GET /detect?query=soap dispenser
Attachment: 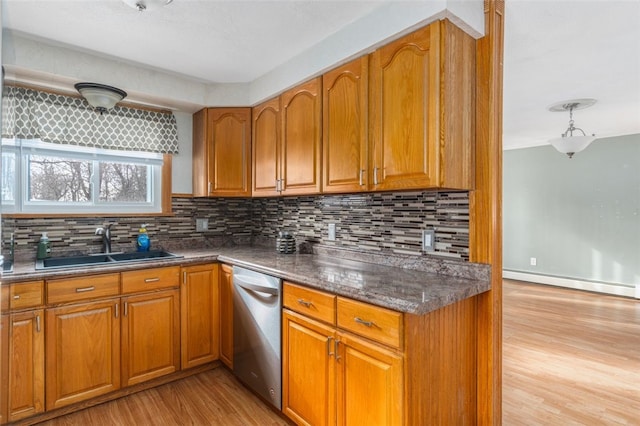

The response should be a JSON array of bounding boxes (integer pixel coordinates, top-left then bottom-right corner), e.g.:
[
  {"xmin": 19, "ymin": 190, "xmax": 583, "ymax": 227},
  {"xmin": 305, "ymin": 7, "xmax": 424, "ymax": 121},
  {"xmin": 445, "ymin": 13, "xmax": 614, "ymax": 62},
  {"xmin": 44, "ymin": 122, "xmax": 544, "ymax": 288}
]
[
  {"xmin": 36, "ymin": 232, "xmax": 51, "ymax": 260},
  {"xmin": 137, "ymin": 224, "xmax": 150, "ymax": 252}
]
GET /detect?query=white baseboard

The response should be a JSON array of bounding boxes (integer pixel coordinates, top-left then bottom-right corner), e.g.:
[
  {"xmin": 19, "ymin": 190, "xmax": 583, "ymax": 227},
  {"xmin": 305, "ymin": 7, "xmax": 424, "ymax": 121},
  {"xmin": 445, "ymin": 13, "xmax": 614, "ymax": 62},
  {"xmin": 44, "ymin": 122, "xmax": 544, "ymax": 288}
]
[{"xmin": 502, "ymin": 270, "xmax": 638, "ymax": 299}]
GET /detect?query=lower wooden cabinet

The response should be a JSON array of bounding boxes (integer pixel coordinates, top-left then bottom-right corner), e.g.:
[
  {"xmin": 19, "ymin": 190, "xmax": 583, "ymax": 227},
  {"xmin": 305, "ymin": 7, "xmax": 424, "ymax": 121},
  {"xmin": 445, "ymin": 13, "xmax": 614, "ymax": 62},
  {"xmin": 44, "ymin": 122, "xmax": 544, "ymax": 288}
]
[
  {"xmin": 181, "ymin": 264, "xmax": 219, "ymax": 369},
  {"xmin": 0, "ymin": 314, "xmax": 9, "ymax": 424},
  {"xmin": 45, "ymin": 299, "xmax": 121, "ymax": 410},
  {"xmin": 122, "ymin": 289, "xmax": 180, "ymax": 386},
  {"xmin": 283, "ymin": 310, "xmax": 335, "ymax": 426},
  {"xmin": 8, "ymin": 310, "xmax": 45, "ymax": 422},
  {"xmin": 219, "ymin": 264, "xmax": 234, "ymax": 368},
  {"xmin": 283, "ymin": 309, "xmax": 403, "ymax": 426}
]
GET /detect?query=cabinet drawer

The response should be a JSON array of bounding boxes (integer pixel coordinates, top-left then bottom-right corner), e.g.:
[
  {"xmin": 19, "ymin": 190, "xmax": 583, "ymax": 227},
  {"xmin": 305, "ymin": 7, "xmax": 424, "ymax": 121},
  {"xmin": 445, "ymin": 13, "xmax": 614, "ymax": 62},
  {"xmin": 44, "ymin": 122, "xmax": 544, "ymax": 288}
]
[
  {"xmin": 122, "ymin": 266, "xmax": 180, "ymax": 294},
  {"xmin": 284, "ymin": 282, "xmax": 336, "ymax": 325},
  {"xmin": 47, "ymin": 274, "xmax": 120, "ymax": 304},
  {"xmin": 337, "ymin": 297, "xmax": 403, "ymax": 349},
  {"xmin": 10, "ymin": 280, "xmax": 44, "ymax": 310}
]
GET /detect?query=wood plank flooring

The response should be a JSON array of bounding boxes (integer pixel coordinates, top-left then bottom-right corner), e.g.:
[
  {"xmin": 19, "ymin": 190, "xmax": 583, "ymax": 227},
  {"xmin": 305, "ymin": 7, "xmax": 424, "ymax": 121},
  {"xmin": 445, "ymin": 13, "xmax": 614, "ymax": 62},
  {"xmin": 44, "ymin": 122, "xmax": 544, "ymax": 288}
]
[
  {"xmin": 30, "ymin": 280, "xmax": 640, "ymax": 425},
  {"xmin": 36, "ymin": 367, "xmax": 291, "ymax": 426},
  {"xmin": 503, "ymin": 279, "xmax": 640, "ymax": 425}
]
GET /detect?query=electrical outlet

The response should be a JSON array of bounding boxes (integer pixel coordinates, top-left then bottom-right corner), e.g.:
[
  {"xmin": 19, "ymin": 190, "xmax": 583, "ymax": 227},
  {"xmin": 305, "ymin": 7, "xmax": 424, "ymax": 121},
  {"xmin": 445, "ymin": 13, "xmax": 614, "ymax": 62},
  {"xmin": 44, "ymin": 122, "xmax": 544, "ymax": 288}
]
[
  {"xmin": 328, "ymin": 223, "xmax": 336, "ymax": 241},
  {"xmin": 196, "ymin": 218, "xmax": 209, "ymax": 232},
  {"xmin": 530, "ymin": 257, "xmax": 537, "ymax": 266},
  {"xmin": 422, "ymin": 229, "xmax": 435, "ymax": 252}
]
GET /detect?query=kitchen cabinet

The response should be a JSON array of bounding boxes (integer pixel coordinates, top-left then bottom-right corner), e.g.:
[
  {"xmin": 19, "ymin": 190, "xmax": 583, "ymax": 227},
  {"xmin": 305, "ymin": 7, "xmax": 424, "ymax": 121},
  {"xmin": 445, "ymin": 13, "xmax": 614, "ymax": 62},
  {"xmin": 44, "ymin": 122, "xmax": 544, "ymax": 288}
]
[
  {"xmin": 8, "ymin": 309, "xmax": 45, "ymax": 422},
  {"xmin": 193, "ymin": 107, "xmax": 252, "ymax": 197},
  {"xmin": 121, "ymin": 288, "xmax": 180, "ymax": 386},
  {"xmin": 45, "ymin": 298, "xmax": 120, "ymax": 410},
  {"xmin": 252, "ymin": 98, "xmax": 281, "ymax": 196},
  {"xmin": 0, "ymin": 313, "xmax": 9, "ymax": 424},
  {"xmin": 282, "ymin": 282, "xmax": 403, "ymax": 426},
  {"xmin": 181, "ymin": 263, "xmax": 219, "ymax": 370},
  {"xmin": 219, "ymin": 264, "xmax": 233, "ymax": 368},
  {"xmin": 369, "ymin": 20, "xmax": 475, "ymax": 191},
  {"xmin": 252, "ymin": 77, "xmax": 322, "ymax": 196},
  {"xmin": 322, "ymin": 56, "xmax": 369, "ymax": 193}
]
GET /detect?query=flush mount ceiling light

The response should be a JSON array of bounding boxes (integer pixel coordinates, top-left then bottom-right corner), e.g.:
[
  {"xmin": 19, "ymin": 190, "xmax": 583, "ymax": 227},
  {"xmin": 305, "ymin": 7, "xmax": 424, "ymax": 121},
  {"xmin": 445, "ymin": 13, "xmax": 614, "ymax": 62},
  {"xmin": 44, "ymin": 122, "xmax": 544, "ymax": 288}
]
[
  {"xmin": 122, "ymin": 0, "xmax": 173, "ymax": 12},
  {"xmin": 548, "ymin": 98, "xmax": 597, "ymax": 159},
  {"xmin": 74, "ymin": 82, "xmax": 127, "ymax": 114}
]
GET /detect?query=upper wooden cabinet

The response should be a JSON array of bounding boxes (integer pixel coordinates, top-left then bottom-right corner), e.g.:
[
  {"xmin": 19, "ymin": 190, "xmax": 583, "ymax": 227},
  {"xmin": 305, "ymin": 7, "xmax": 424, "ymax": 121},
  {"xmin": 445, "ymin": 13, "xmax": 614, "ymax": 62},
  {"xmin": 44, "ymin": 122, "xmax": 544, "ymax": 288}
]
[
  {"xmin": 369, "ymin": 20, "xmax": 475, "ymax": 191},
  {"xmin": 193, "ymin": 108, "xmax": 252, "ymax": 197},
  {"xmin": 322, "ymin": 57, "xmax": 369, "ymax": 193},
  {"xmin": 252, "ymin": 98, "xmax": 281, "ymax": 197},
  {"xmin": 281, "ymin": 77, "xmax": 322, "ymax": 195},
  {"xmin": 253, "ymin": 77, "xmax": 322, "ymax": 196}
]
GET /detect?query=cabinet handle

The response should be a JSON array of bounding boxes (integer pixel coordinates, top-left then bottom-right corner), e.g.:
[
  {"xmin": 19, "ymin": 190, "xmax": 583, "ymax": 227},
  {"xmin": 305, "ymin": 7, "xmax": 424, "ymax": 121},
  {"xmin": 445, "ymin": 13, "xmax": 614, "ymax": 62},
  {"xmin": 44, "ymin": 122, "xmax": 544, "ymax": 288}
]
[
  {"xmin": 276, "ymin": 179, "xmax": 281, "ymax": 192},
  {"xmin": 36, "ymin": 315, "xmax": 41, "ymax": 333},
  {"xmin": 124, "ymin": 302, "xmax": 128, "ymax": 317},
  {"xmin": 359, "ymin": 169, "xmax": 365, "ymax": 186},
  {"xmin": 297, "ymin": 299, "xmax": 313, "ymax": 308},
  {"xmin": 354, "ymin": 317, "xmax": 376, "ymax": 328},
  {"xmin": 373, "ymin": 167, "xmax": 379, "ymax": 185},
  {"xmin": 144, "ymin": 277, "xmax": 160, "ymax": 283},
  {"xmin": 327, "ymin": 336, "xmax": 334, "ymax": 357},
  {"xmin": 208, "ymin": 182, "xmax": 212, "ymax": 193},
  {"xmin": 13, "ymin": 295, "xmax": 20, "ymax": 300},
  {"xmin": 183, "ymin": 271, "xmax": 187, "ymax": 284},
  {"xmin": 334, "ymin": 339, "xmax": 341, "ymax": 361},
  {"xmin": 280, "ymin": 179, "xmax": 285, "ymax": 192},
  {"xmin": 115, "ymin": 303, "xmax": 119, "ymax": 318},
  {"xmin": 75, "ymin": 286, "xmax": 95, "ymax": 293}
]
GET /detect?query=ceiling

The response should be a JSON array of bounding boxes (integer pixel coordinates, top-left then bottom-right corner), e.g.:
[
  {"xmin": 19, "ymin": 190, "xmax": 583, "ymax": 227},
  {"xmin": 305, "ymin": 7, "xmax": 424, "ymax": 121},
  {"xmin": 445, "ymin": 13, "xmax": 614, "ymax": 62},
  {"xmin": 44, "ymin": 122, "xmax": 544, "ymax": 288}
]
[{"xmin": 2, "ymin": 0, "xmax": 639, "ymax": 150}]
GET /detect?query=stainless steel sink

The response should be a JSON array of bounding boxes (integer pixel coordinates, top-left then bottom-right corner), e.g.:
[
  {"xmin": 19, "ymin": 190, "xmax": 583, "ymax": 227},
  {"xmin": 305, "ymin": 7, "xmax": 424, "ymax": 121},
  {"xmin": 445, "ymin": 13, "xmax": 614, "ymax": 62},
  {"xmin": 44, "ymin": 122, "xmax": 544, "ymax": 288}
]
[{"xmin": 35, "ymin": 250, "xmax": 182, "ymax": 270}]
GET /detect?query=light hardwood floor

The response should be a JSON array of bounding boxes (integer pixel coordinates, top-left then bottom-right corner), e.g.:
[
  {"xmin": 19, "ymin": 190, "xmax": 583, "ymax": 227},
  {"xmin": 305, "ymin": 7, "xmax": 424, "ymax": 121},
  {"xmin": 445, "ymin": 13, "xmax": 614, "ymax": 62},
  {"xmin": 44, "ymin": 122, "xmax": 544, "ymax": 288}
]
[
  {"xmin": 503, "ymin": 279, "xmax": 640, "ymax": 425},
  {"xmin": 29, "ymin": 280, "xmax": 640, "ymax": 425}
]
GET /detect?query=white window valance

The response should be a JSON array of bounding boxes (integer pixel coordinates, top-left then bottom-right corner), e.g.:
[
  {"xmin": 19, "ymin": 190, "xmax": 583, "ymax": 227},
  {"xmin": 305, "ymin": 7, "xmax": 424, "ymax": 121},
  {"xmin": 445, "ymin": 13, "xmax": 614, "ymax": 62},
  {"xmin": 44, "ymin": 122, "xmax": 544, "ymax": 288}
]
[{"xmin": 1, "ymin": 85, "xmax": 179, "ymax": 154}]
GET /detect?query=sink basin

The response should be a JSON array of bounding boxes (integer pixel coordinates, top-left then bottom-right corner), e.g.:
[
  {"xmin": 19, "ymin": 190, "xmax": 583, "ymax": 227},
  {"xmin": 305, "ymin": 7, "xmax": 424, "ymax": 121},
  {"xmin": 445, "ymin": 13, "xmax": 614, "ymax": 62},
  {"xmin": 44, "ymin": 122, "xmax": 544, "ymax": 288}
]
[
  {"xmin": 39, "ymin": 254, "xmax": 113, "ymax": 269},
  {"xmin": 108, "ymin": 250, "xmax": 178, "ymax": 262},
  {"xmin": 2, "ymin": 259, "xmax": 14, "ymax": 274},
  {"xmin": 35, "ymin": 250, "xmax": 182, "ymax": 270}
]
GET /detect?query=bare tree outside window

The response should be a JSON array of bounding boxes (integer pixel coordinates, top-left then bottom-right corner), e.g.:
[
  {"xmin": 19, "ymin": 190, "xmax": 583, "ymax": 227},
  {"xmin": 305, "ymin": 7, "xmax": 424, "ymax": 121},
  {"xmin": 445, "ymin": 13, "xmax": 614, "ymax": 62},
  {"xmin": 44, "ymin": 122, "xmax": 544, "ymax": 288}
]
[
  {"xmin": 99, "ymin": 162, "xmax": 148, "ymax": 202},
  {"xmin": 29, "ymin": 155, "xmax": 91, "ymax": 202}
]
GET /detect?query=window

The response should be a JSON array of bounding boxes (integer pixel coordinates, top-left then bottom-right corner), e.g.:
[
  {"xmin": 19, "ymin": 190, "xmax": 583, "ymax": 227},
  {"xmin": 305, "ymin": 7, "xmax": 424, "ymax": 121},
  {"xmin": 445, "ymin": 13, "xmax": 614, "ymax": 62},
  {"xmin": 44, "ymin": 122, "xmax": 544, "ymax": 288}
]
[{"xmin": 2, "ymin": 139, "xmax": 164, "ymax": 214}]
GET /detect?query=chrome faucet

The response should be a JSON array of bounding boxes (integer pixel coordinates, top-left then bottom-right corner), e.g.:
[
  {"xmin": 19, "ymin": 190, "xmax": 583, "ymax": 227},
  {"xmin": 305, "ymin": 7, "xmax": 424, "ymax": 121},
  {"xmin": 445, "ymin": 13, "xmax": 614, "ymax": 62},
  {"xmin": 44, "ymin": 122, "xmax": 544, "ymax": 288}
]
[{"xmin": 95, "ymin": 224, "xmax": 114, "ymax": 253}]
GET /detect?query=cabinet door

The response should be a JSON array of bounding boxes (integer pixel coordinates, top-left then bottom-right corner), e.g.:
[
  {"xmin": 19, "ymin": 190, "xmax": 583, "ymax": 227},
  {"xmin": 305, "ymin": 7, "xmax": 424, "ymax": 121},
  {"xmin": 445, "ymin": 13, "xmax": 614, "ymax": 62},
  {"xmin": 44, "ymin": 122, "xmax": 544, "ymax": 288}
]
[
  {"xmin": 122, "ymin": 289, "xmax": 180, "ymax": 386},
  {"xmin": 46, "ymin": 299, "xmax": 120, "ymax": 410},
  {"xmin": 336, "ymin": 333, "xmax": 403, "ymax": 426},
  {"xmin": 181, "ymin": 264, "xmax": 219, "ymax": 369},
  {"xmin": 281, "ymin": 77, "xmax": 322, "ymax": 195},
  {"xmin": 369, "ymin": 24, "xmax": 438, "ymax": 191},
  {"xmin": 219, "ymin": 264, "xmax": 233, "ymax": 368},
  {"xmin": 282, "ymin": 309, "xmax": 336, "ymax": 426},
  {"xmin": 208, "ymin": 108, "xmax": 252, "ymax": 196},
  {"xmin": 0, "ymin": 314, "xmax": 9, "ymax": 424},
  {"xmin": 252, "ymin": 98, "xmax": 281, "ymax": 197},
  {"xmin": 8, "ymin": 310, "xmax": 44, "ymax": 422},
  {"xmin": 323, "ymin": 56, "xmax": 369, "ymax": 193}
]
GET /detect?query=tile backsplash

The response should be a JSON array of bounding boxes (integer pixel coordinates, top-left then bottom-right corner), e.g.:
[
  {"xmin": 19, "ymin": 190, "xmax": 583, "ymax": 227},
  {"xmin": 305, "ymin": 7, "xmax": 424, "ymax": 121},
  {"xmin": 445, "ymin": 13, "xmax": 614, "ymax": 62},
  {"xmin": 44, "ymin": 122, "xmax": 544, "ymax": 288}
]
[{"xmin": 3, "ymin": 190, "xmax": 469, "ymax": 261}]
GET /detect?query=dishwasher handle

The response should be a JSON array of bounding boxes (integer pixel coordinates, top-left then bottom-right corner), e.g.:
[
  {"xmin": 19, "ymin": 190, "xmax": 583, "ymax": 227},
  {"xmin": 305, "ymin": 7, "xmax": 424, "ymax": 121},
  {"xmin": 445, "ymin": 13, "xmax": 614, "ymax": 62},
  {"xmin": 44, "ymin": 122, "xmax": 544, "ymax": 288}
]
[{"xmin": 235, "ymin": 278, "xmax": 279, "ymax": 297}]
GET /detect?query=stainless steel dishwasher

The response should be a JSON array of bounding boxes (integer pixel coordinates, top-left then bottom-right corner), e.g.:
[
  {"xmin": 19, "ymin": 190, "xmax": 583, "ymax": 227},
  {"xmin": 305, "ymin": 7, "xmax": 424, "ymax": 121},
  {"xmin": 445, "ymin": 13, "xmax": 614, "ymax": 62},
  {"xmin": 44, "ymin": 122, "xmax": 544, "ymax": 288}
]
[{"xmin": 232, "ymin": 266, "xmax": 282, "ymax": 410}]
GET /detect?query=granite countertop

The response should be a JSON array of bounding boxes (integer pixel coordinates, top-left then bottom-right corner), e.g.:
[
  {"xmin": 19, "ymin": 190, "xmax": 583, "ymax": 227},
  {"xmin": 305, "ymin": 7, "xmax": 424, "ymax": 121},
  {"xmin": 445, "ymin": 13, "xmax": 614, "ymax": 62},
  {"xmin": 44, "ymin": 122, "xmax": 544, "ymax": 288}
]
[{"xmin": 2, "ymin": 246, "xmax": 491, "ymax": 315}]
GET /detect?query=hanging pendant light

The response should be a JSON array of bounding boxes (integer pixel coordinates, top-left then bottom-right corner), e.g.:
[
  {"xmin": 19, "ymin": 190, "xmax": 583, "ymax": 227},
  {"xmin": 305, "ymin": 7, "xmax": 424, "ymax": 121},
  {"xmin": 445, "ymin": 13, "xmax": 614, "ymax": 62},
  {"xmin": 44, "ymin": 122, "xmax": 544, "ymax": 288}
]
[
  {"xmin": 548, "ymin": 98, "xmax": 597, "ymax": 159},
  {"xmin": 75, "ymin": 82, "xmax": 127, "ymax": 114},
  {"xmin": 122, "ymin": 0, "xmax": 173, "ymax": 12}
]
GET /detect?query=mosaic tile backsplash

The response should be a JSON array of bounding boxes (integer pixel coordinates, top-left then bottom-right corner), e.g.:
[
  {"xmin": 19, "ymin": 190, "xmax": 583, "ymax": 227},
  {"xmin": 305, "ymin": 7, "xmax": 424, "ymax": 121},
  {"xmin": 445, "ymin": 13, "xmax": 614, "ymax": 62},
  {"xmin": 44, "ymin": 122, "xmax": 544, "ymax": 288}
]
[{"xmin": 3, "ymin": 191, "xmax": 470, "ymax": 262}]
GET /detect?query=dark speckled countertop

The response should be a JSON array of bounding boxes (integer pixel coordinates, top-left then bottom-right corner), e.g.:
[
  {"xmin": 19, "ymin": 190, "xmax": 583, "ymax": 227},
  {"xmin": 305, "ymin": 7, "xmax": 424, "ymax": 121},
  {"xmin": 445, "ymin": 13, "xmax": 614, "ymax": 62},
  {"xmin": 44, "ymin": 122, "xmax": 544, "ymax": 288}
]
[{"xmin": 2, "ymin": 246, "xmax": 491, "ymax": 315}]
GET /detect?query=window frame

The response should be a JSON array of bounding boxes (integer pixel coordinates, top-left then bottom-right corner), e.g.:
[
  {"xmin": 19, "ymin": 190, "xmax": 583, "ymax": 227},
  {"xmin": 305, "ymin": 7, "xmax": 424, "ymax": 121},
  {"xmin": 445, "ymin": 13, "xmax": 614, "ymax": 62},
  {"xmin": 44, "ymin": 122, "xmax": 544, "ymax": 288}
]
[{"xmin": 1, "ymin": 138, "xmax": 172, "ymax": 216}]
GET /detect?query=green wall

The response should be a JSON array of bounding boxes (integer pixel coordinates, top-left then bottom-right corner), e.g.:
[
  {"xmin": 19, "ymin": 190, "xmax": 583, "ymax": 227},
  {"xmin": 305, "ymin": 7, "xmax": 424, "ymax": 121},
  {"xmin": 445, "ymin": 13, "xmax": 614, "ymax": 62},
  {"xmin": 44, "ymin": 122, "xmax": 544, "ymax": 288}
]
[{"xmin": 503, "ymin": 133, "xmax": 640, "ymax": 286}]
